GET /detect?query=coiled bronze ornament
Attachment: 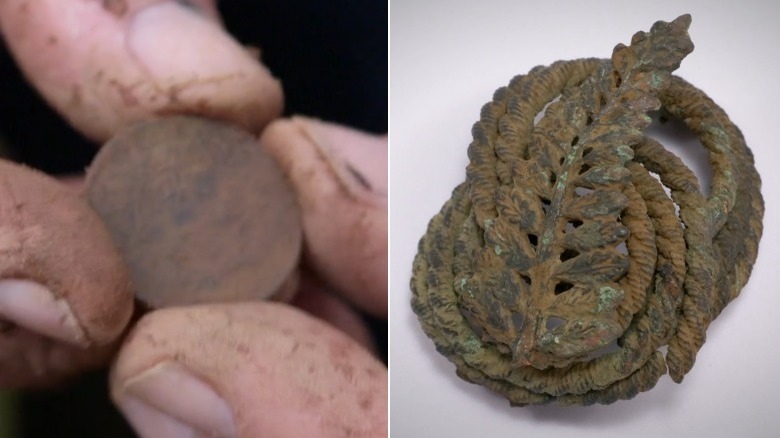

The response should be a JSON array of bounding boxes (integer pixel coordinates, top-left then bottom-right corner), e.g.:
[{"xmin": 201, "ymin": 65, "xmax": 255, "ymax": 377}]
[{"xmin": 411, "ymin": 14, "xmax": 763, "ymax": 406}]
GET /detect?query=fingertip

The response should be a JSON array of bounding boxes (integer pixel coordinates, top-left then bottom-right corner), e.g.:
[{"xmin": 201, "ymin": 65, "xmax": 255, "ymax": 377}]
[
  {"xmin": 0, "ymin": 160, "xmax": 133, "ymax": 387},
  {"xmin": 0, "ymin": 0, "xmax": 282, "ymax": 141},
  {"xmin": 128, "ymin": 1, "xmax": 283, "ymax": 134},
  {"xmin": 261, "ymin": 118, "xmax": 388, "ymax": 317},
  {"xmin": 112, "ymin": 303, "xmax": 387, "ymax": 437},
  {"xmin": 294, "ymin": 116, "xmax": 388, "ymax": 196},
  {"xmin": 0, "ymin": 160, "xmax": 133, "ymax": 344}
]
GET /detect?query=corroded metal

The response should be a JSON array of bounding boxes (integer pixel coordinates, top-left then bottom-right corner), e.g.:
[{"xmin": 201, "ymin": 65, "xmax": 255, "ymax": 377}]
[{"xmin": 410, "ymin": 15, "xmax": 764, "ymax": 406}]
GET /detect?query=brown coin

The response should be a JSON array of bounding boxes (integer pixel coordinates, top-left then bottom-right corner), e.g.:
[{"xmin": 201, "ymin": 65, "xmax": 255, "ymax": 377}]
[{"xmin": 86, "ymin": 116, "xmax": 302, "ymax": 308}]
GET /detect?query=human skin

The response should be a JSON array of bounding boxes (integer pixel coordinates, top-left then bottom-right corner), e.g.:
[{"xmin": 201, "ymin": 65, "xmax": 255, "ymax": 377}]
[{"xmin": 0, "ymin": 1, "xmax": 387, "ymax": 436}]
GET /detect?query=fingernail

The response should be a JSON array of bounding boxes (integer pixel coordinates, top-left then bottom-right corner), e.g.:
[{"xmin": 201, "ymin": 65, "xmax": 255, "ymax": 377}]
[
  {"xmin": 116, "ymin": 362, "xmax": 236, "ymax": 438},
  {"xmin": 129, "ymin": 2, "xmax": 255, "ymax": 86},
  {"xmin": 293, "ymin": 117, "xmax": 388, "ymax": 200},
  {"xmin": 0, "ymin": 279, "xmax": 87, "ymax": 346}
]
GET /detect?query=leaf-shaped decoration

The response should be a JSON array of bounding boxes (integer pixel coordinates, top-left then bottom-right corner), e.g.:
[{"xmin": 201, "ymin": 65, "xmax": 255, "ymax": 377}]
[
  {"xmin": 463, "ymin": 15, "xmax": 692, "ymax": 369},
  {"xmin": 411, "ymin": 14, "xmax": 764, "ymax": 406}
]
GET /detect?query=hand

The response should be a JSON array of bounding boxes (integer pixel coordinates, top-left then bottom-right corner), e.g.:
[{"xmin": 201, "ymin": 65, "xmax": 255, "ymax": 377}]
[{"xmin": 0, "ymin": 1, "xmax": 387, "ymax": 436}]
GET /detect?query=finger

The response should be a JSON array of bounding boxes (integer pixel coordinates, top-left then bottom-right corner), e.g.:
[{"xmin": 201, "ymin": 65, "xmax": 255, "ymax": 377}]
[
  {"xmin": 111, "ymin": 303, "xmax": 387, "ymax": 438},
  {"xmin": 260, "ymin": 118, "xmax": 387, "ymax": 317},
  {"xmin": 0, "ymin": 0, "xmax": 282, "ymax": 142},
  {"xmin": 0, "ymin": 160, "xmax": 133, "ymax": 388},
  {"xmin": 292, "ymin": 271, "xmax": 376, "ymax": 353}
]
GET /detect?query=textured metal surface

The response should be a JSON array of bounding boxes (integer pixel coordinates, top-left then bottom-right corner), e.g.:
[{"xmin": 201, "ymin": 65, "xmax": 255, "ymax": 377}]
[
  {"xmin": 411, "ymin": 15, "xmax": 764, "ymax": 406},
  {"xmin": 86, "ymin": 116, "xmax": 302, "ymax": 308}
]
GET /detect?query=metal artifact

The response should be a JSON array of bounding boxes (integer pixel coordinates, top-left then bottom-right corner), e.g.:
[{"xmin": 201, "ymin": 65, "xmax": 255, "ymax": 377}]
[
  {"xmin": 411, "ymin": 14, "xmax": 764, "ymax": 406},
  {"xmin": 86, "ymin": 116, "xmax": 302, "ymax": 308}
]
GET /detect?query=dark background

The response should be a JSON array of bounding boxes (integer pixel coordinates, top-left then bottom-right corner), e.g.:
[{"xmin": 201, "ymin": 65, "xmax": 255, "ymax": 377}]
[{"xmin": 0, "ymin": 1, "xmax": 387, "ymax": 436}]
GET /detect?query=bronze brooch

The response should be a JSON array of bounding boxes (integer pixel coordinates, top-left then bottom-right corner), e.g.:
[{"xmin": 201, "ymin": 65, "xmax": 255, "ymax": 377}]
[{"xmin": 411, "ymin": 14, "xmax": 764, "ymax": 406}]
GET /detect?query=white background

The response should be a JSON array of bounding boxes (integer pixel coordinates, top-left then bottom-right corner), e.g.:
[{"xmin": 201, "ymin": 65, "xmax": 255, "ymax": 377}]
[{"xmin": 389, "ymin": 1, "xmax": 780, "ymax": 437}]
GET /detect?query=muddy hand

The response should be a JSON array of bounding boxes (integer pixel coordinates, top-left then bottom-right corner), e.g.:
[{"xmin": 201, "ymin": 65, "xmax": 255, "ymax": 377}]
[
  {"xmin": 104, "ymin": 117, "xmax": 388, "ymax": 437},
  {"xmin": 0, "ymin": 1, "xmax": 387, "ymax": 437}
]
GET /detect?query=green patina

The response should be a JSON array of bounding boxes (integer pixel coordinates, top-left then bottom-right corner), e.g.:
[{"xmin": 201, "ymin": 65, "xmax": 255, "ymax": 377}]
[
  {"xmin": 704, "ymin": 125, "xmax": 728, "ymax": 142},
  {"xmin": 650, "ymin": 71, "xmax": 664, "ymax": 89},
  {"xmin": 616, "ymin": 144, "xmax": 634, "ymax": 162},
  {"xmin": 596, "ymin": 286, "xmax": 622, "ymax": 312},
  {"xmin": 464, "ymin": 336, "xmax": 482, "ymax": 354}
]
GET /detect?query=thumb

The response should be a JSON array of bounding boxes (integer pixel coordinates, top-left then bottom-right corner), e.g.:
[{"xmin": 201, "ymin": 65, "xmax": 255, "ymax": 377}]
[
  {"xmin": 0, "ymin": 160, "xmax": 133, "ymax": 388},
  {"xmin": 111, "ymin": 303, "xmax": 387, "ymax": 437},
  {"xmin": 0, "ymin": 0, "xmax": 282, "ymax": 141}
]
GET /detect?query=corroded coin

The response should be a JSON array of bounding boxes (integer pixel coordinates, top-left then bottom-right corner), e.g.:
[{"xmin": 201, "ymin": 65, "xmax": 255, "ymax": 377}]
[{"xmin": 86, "ymin": 116, "xmax": 302, "ymax": 308}]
